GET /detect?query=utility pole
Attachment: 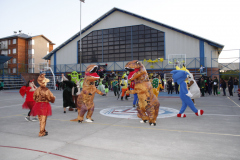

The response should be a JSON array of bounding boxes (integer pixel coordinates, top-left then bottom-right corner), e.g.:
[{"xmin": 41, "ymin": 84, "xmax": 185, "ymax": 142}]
[{"xmin": 79, "ymin": 0, "xmax": 85, "ymax": 74}]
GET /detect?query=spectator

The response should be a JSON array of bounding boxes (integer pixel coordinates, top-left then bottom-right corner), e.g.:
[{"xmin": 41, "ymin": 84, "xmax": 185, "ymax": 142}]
[
  {"xmin": 200, "ymin": 77, "xmax": 205, "ymax": 97},
  {"xmin": 233, "ymin": 77, "xmax": 239, "ymax": 93},
  {"xmin": 220, "ymin": 78, "xmax": 226, "ymax": 96},
  {"xmin": 167, "ymin": 78, "xmax": 173, "ymax": 94},
  {"xmin": 207, "ymin": 77, "xmax": 213, "ymax": 95},
  {"xmin": 0, "ymin": 80, "xmax": 4, "ymax": 91},
  {"xmin": 228, "ymin": 76, "xmax": 233, "ymax": 96},
  {"xmin": 213, "ymin": 76, "xmax": 218, "ymax": 96}
]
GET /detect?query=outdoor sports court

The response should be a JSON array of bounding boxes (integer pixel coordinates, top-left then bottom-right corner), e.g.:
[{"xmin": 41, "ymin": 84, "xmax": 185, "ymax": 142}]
[{"xmin": 0, "ymin": 90, "xmax": 240, "ymax": 160}]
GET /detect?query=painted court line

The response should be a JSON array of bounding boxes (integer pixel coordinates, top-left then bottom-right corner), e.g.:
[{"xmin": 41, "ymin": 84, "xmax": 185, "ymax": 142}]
[
  {"xmin": 227, "ymin": 97, "xmax": 240, "ymax": 108},
  {"xmin": 46, "ymin": 118, "xmax": 240, "ymax": 137},
  {"xmin": 0, "ymin": 145, "xmax": 77, "ymax": 160}
]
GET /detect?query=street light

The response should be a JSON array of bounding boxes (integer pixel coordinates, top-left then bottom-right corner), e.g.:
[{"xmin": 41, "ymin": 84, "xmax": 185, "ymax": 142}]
[{"xmin": 79, "ymin": 0, "xmax": 85, "ymax": 74}]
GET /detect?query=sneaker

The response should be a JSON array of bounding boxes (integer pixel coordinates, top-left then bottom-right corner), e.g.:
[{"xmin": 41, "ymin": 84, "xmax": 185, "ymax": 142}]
[
  {"xmin": 25, "ymin": 116, "xmax": 31, "ymax": 122},
  {"xmin": 140, "ymin": 120, "xmax": 148, "ymax": 123},
  {"xmin": 32, "ymin": 117, "xmax": 38, "ymax": 121},
  {"xmin": 195, "ymin": 110, "xmax": 204, "ymax": 116},
  {"xmin": 177, "ymin": 114, "xmax": 186, "ymax": 118},
  {"xmin": 85, "ymin": 119, "xmax": 93, "ymax": 123}
]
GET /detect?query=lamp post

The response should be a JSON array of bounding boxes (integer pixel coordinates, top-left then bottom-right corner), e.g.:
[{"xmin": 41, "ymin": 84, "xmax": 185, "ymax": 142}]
[{"xmin": 79, "ymin": 0, "xmax": 85, "ymax": 74}]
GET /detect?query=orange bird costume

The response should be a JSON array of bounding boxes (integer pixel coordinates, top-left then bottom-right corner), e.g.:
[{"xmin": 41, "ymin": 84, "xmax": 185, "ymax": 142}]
[
  {"xmin": 125, "ymin": 60, "xmax": 160, "ymax": 126},
  {"xmin": 31, "ymin": 74, "xmax": 55, "ymax": 137},
  {"xmin": 71, "ymin": 65, "xmax": 106, "ymax": 123}
]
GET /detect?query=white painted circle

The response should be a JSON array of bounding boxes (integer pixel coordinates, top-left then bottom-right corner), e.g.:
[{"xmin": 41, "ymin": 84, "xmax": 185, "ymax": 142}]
[{"xmin": 100, "ymin": 106, "xmax": 179, "ymax": 119}]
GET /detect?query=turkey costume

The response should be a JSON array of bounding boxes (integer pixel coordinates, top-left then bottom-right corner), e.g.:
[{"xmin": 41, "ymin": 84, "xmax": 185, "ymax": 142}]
[{"xmin": 31, "ymin": 74, "xmax": 55, "ymax": 137}]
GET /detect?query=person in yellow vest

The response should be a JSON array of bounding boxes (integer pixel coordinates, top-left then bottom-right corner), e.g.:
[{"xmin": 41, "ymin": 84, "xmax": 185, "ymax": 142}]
[{"xmin": 120, "ymin": 76, "xmax": 129, "ymax": 100}]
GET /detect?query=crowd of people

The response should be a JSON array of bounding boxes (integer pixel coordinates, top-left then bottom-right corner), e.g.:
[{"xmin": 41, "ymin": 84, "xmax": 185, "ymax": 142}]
[{"xmin": 17, "ymin": 68, "xmax": 239, "ymax": 136}]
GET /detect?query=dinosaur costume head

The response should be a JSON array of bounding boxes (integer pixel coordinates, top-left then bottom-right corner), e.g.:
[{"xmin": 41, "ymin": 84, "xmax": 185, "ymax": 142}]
[
  {"xmin": 125, "ymin": 60, "xmax": 147, "ymax": 81},
  {"xmin": 84, "ymin": 65, "xmax": 100, "ymax": 82},
  {"xmin": 37, "ymin": 73, "xmax": 50, "ymax": 87}
]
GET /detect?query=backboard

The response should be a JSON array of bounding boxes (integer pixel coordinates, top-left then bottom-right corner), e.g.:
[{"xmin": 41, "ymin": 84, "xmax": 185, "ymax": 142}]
[{"xmin": 168, "ymin": 54, "xmax": 186, "ymax": 68}]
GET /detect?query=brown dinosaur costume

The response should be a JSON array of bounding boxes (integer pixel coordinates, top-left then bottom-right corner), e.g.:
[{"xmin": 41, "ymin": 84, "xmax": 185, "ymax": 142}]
[
  {"xmin": 125, "ymin": 60, "xmax": 160, "ymax": 126},
  {"xmin": 71, "ymin": 65, "xmax": 105, "ymax": 123}
]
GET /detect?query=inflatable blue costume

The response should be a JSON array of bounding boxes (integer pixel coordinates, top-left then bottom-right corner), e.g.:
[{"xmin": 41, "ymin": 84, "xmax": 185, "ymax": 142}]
[{"xmin": 170, "ymin": 70, "xmax": 204, "ymax": 118}]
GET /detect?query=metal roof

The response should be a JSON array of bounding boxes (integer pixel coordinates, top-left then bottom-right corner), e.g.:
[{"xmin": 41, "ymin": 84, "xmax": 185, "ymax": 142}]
[
  {"xmin": 0, "ymin": 34, "xmax": 55, "ymax": 45},
  {"xmin": 43, "ymin": 7, "xmax": 224, "ymax": 60}
]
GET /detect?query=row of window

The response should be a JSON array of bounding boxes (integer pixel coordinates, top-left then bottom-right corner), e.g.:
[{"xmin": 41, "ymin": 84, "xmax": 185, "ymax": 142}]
[
  {"xmin": 79, "ymin": 25, "xmax": 165, "ymax": 63},
  {"xmin": 8, "ymin": 39, "xmax": 16, "ymax": 45},
  {"xmin": 9, "ymin": 68, "xmax": 16, "ymax": 74},
  {"xmin": 8, "ymin": 48, "xmax": 16, "ymax": 54}
]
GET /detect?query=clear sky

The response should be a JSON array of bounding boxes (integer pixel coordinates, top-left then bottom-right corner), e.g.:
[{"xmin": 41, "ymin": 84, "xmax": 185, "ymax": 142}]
[{"xmin": 1, "ymin": 0, "xmax": 240, "ymax": 61}]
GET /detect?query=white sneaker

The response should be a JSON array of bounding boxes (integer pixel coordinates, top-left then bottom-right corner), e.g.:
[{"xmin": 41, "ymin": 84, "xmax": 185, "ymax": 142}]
[
  {"xmin": 140, "ymin": 120, "xmax": 148, "ymax": 123},
  {"xmin": 85, "ymin": 119, "xmax": 93, "ymax": 123},
  {"xmin": 25, "ymin": 116, "xmax": 31, "ymax": 122},
  {"xmin": 32, "ymin": 117, "xmax": 38, "ymax": 121}
]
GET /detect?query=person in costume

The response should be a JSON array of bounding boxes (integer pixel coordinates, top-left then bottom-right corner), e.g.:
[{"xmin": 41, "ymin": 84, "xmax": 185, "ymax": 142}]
[
  {"xmin": 120, "ymin": 76, "xmax": 129, "ymax": 100},
  {"xmin": 170, "ymin": 70, "xmax": 204, "ymax": 118},
  {"xmin": 97, "ymin": 78, "xmax": 104, "ymax": 92},
  {"xmin": 31, "ymin": 74, "xmax": 55, "ymax": 137},
  {"xmin": 176, "ymin": 66, "xmax": 200, "ymax": 104},
  {"xmin": 125, "ymin": 60, "xmax": 160, "ymax": 126},
  {"xmin": 62, "ymin": 74, "xmax": 76, "ymax": 113},
  {"xmin": 105, "ymin": 82, "xmax": 109, "ymax": 96},
  {"xmin": 130, "ymin": 80, "xmax": 138, "ymax": 107},
  {"xmin": 71, "ymin": 65, "xmax": 106, "ymax": 123},
  {"xmin": 19, "ymin": 80, "xmax": 38, "ymax": 121},
  {"xmin": 152, "ymin": 76, "xmax": 163, "ymax": 98}
]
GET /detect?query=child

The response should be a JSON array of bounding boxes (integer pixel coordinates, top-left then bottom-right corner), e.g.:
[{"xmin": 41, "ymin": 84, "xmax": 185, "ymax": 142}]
[
  {"xmin": 19, "ymin": 80, "xmax": 38, "ymax": 121},
  {"xmin": 105, "ymin": 82, "xmax": 109, "ymax": 96},
  {"xmin": 31, "ymin": 74, "xmax": 55, "ymax": 137}
]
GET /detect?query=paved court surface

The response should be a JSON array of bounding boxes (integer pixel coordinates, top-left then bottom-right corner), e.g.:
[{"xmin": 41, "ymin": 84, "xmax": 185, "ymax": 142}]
[{"xmin": 0, "ymin": 89, "xmax": 240, "ymax": 160}]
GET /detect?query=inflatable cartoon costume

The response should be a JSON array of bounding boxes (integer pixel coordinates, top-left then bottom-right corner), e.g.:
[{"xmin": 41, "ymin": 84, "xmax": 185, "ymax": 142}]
[
  {"xmin": 125, "ymin": 60, "xmax": 160, "ymax": 126},
  {"xmin": 170, "ymin": 70, "xmax": 204, "ymax": 118},
  {"xmin": 71, "ymin": 65, "xmax": 106, "ymax": 123}
]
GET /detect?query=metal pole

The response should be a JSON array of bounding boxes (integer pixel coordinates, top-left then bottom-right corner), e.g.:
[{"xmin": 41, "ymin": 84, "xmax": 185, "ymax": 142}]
[
  {"xmin": 79, "ymin": 0, "xmax": 82, "ymax": 73},
  {"xmin": 211, "ymin": 50, "xmax": 212, "ymax": 78}
]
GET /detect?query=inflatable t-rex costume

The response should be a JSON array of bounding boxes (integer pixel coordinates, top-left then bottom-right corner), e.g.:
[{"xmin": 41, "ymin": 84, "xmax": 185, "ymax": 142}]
[
  {"xmin": 71, "ymin": 65, "xmax": 105, "ymax": 123},
  {"xmin": 125, "ymin": 60, "xmax": 160, "ymax": 126}
]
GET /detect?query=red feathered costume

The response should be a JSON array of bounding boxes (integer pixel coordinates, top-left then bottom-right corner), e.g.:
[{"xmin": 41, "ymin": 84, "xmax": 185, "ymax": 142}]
[{"xmin": 19, "ymin": 86, "xmax": 36, "ymax": 110}]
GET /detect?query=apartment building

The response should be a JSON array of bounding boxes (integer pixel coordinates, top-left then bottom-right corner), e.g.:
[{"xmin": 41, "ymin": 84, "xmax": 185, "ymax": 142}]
[{"xmin": 0, "ymin": 31, "xmax": 55, "ymax": 74}]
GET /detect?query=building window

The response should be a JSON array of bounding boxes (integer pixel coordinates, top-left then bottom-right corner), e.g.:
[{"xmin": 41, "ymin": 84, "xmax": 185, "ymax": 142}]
[
  {"xmin": 28, "ymin": 49, "xmax": 34, "ymax": 54},
  {"xmin": 8, "ymin": 49, "xmax": 11, "ymax": 54},
  {"xmin": 78, "ymin": 24, "xmax": 165, "ymax": 63},
  {"xmin": 13, "ymin": 48, "xmax": 16, "ymax": 54},
  {"xmin": 8, "ymin": 68, "xmax": 11, "ymax": 73},
  {"xmin": 13, "ymin": 58, "xmax": 17, "ymax": 63},
  {"xmin": 28, "ymin": 68, "xmax": 34, "ymax": 73},
  {"xmin": 13, "ymin": 68, "xmax": 16, "ymax": 73},
  {"xmin": 8, "ymin": 59, "xmax": 11, "ymax": 64},
  {"xmin": 47, "ymin": 43, "xmax": 49, "ymax": 48},
  {"xmin": 13, "ymin": 39, "xmax": 16, "ymax": 44},
  {"xmin": 28, "ymin": 58, "xmax": 34, "ymax": 64},
  {"xmin": 28, "ymin": 40, "xmax": 34, "ymax": 45},
  {"xmin": 8, "ymin": 40, "xmax": 11, "ymax": 45}
]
